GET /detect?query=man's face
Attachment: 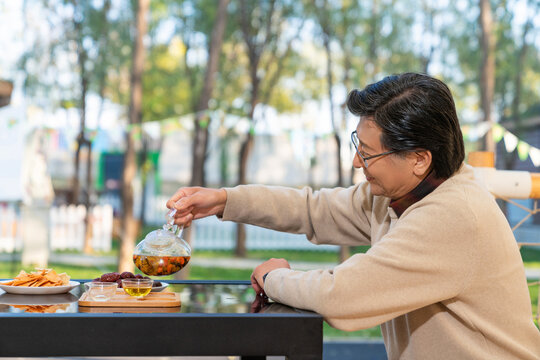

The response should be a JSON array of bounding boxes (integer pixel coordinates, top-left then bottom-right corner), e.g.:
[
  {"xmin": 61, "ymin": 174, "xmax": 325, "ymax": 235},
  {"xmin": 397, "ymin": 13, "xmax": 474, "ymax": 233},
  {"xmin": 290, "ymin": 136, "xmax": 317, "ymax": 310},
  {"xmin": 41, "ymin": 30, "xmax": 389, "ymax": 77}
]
[{"xmin": 353, "ymin": 117, "xmax": 423, "ymax": 200}]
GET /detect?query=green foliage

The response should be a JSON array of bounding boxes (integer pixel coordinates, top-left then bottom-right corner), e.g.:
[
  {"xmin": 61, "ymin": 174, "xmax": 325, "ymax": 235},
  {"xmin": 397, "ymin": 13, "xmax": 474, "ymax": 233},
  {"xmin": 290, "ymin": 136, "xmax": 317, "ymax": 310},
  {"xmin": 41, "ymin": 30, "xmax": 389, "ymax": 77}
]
[
  {"xmin": 493, "ymin": 0, "xmax": 540, "ymax": 121},
  {"xmin": 18, "ymin": 0, "xmax": 133, "ymax": 109},
  {"xmin": 142, "ymin": 43, "xmax": 193, "ymax": 120},
  {"xmin": 221, "ymin": 0, "xmax": 311, "ymax": 117},
  {"xmin": 16, "ymin": 0, "xmax": 540, "ymax": 128}
]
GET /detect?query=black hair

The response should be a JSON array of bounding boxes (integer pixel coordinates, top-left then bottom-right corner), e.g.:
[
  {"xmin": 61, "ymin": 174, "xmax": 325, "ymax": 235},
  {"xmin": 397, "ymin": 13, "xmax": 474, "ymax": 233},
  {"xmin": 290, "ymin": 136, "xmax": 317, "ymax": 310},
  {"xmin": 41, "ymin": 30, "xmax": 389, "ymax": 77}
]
[{"xmin": 346, "ymin": 72, "xmax": 465, "ymax": 178}]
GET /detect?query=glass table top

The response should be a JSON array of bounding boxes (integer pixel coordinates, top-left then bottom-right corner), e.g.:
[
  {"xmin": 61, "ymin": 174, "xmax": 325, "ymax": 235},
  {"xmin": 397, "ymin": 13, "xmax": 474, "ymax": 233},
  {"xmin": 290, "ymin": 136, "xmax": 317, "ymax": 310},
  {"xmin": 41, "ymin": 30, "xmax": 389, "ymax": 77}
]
[{"xmin": 0, "ymin": 280, "xmax": 305, "ymax": 315}]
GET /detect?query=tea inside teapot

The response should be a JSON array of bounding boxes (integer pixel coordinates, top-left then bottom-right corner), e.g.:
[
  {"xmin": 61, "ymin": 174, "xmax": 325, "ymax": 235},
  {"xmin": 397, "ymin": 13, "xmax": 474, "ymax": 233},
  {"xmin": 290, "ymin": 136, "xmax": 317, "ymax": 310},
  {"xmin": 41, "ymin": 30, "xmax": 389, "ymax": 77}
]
[{"xmin": 133, "ymin": 209, "xmax": 191, "ymax": 276}]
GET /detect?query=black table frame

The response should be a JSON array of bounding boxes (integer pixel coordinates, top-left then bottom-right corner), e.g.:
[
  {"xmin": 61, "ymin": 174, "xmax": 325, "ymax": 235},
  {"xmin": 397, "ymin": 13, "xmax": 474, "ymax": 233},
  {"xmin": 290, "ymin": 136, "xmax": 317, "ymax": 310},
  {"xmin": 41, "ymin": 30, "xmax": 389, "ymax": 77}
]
[{"xmin": 0, "ymin": 280, "xmax": 323, "ymax": 360}]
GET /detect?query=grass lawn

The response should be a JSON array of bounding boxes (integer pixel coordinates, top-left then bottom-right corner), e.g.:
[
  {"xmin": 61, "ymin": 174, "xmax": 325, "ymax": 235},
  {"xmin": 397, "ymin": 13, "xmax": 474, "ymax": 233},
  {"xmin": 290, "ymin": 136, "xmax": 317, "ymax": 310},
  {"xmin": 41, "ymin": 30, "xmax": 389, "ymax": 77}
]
[
  {"xmin": 140, "ymin": 228, "xmax": 540, "ymax": 266},
  {"xmin": 520, "ymin": 247, "xmax": 540, "ymax": 268},
  {"xmin": 529, "ymin": 283, "xmax": 539, "ymax": 327}
]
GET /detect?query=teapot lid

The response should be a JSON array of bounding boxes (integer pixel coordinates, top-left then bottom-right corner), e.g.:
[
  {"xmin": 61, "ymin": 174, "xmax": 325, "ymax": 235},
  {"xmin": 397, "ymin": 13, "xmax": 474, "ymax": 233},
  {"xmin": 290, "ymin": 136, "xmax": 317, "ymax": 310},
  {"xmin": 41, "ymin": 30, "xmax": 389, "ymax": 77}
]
[
  {"xmin": 136, "ymin": 228, "xmax": 170, "ymax": 252},
  {"xmin": 134, "ymin": 209, "xmax": 190, "ymax": 256}
]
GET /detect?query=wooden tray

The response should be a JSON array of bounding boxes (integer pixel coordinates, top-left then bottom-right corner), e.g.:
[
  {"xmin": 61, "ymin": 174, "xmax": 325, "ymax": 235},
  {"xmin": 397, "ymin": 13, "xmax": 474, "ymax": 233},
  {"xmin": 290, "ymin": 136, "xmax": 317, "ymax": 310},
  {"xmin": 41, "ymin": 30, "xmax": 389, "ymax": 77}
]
[
  {"xmin": 79, "ymin": 306, "xmax": 180, "ymax": 313},
  {"xmin": 78, "ymin": 290, "xmax": 181, "ymax": 308}
]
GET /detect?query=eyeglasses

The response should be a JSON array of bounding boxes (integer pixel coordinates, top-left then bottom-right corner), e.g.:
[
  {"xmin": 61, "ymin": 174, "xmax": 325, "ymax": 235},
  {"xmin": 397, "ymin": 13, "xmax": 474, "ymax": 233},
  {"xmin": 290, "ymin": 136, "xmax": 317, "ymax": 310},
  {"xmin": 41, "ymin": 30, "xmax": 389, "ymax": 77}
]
[{"xmin": 351, "ymin": 130, "xmax": 397, "ymax": 168}]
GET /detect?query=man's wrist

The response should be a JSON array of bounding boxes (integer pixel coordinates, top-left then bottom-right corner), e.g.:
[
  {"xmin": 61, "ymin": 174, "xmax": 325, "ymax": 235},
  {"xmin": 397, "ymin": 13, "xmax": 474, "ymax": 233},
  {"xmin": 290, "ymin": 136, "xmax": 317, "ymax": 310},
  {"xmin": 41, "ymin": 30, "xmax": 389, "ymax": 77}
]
[{"xmin": 216, "ymin": 188, "xmax": 228, "ymax": 217}]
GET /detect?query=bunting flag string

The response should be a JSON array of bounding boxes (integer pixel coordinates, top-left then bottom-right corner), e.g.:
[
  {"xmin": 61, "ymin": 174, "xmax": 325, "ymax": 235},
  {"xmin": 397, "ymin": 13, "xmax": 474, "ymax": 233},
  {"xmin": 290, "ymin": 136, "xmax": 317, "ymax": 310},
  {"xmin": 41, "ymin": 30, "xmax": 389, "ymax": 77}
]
[
  {"xmin": 503, "ymin": 131, "xmax": 518, "ymax": 153},
  {"xmin": 462, "ymin": 122, "xmax": 540, "ymax": 167},
  {"xmin": 111, "ymin": 117, "xmax": 540, "ymax": 168}
]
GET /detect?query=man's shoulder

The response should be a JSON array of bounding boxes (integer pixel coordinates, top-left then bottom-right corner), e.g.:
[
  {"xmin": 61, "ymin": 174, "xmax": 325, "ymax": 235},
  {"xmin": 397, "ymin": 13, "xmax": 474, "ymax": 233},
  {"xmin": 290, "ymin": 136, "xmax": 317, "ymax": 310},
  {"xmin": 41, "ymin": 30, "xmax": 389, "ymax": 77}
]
[
  {"xmin": 407, "ymin": 164, "xmax": 504, "ymax": 228},
  {"xmin": 435, "ymin": 164, "xmax": 492, "ymax": 201}
]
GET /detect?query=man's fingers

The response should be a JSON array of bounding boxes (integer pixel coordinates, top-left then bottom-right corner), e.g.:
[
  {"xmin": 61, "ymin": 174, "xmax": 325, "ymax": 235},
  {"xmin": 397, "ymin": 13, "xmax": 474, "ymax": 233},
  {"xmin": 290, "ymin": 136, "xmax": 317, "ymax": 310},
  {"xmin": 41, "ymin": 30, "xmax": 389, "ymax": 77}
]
[
  {"xmin": 167, "ymin": 189, "xmax": 191, "ymax": 209},
  {"xmin": 167, "ymin": 187, "xmax": 202, "ymax": 209},
  {"xmin": 173, "ymin": 196, "xmax": 194, "ymax": 212},
  {"xmin": 175, "ymin": 205, "xmax": 194, "ymax": 218},
  {"xmin": 167, "ymin": 188, "xmax": 187, "ymax": 206},
  {"xmin": 174, "ymin": 213, "xmax": 193, "ymax": 227},
  {"xmin": 251, "ymin": 273, "xmax": 263, "ymax": 294},
  {"xmin": 166, "ymin": 199, "xmax": 176, "ymax": 209}
]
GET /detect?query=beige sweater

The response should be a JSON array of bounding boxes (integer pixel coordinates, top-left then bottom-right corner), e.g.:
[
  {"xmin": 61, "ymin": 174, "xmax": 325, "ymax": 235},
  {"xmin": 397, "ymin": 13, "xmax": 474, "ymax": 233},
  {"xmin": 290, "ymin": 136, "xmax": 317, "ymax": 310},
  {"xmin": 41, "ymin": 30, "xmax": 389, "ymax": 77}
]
[{"xmin": 223, "ymin": 164, "xmax": 540, "ymax": 359}]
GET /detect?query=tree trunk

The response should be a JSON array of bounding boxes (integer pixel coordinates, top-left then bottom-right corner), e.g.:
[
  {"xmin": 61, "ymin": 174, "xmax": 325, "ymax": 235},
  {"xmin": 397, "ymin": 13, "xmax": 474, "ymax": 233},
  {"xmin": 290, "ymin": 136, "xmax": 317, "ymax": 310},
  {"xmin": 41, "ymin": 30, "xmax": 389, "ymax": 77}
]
[
  {"xmin": 234, "ymin": 0, "xmax": 275, "ymax": 258},
  {"xmin": 479, "ymin": 0, "xmax": 495, "ymax": 152},
  {"xmin": 235, "ymin": 31, "xmax": 260, "ymax": 258},
  {"xmin": 235, "ymin": 68, "xmax": 258, "ymax": 258},
  {"xmin": 72, "ymin": 139, "xmax": 81, "ymax": 204},
  {"xmin": 219, "ymin": 127, "xmax": 230, "ymax": 187},
  {"xmin": 177, "ymin": 0, "xmax": 229, "ymax": 280},
  {"xmin": 138, "ymin": 136, "xmax": 148, "ymax": 225},
  {"xmin": 119, "ymin": 0, "xmax": 149, "ymax": 273},
  {"xmin": 73, "ymin": 11, "xmax": 94, "ymax": 253},
  {"xmin": 235, "ymin": 131, "xmax": 253, "ymax": 257},
  {"xmin": 83, "ymin": 140, "xmax": 93, "ymax": 254},
  {"xmin": 71, "ymin": 11, "xmax": 89, "ymax": 206},
  {"xmin": 0, "ymin": 80, "xmax": 13, "ymax": 108},
  {"xmin": 190, "ymin": 0, "xmax": 229, "ymax": 188}
]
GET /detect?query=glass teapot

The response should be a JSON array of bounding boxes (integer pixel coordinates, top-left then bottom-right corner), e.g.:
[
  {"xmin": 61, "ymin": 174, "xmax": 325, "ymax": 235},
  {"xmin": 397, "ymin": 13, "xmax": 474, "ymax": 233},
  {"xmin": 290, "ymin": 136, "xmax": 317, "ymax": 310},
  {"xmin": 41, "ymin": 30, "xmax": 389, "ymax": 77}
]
[{"xmin": 133, "ymin": 209, "xmax": 191, "ymax": 276}]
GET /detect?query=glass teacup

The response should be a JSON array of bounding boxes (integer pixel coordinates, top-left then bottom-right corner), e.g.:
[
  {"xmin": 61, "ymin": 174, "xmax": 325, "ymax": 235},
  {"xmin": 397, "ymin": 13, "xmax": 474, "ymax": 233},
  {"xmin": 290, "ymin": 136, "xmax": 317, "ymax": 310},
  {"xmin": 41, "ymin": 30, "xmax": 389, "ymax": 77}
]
[
  {"xmin": 85, "ymin": 282, "xmax": 118, "ymax": 302},
  {"xmin": 121, "ymin": 278, "xmax": 153, "ymax": 299}
]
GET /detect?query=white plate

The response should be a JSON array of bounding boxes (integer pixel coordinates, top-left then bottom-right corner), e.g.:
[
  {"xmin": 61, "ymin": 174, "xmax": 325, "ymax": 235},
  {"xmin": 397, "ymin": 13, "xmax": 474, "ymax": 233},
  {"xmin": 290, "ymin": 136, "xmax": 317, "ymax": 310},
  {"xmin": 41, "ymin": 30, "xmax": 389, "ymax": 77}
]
[
  {"xmin": 151, "ymin": 282, "xmax": 168, "ymax": 292},
  {"xmin": 0, "ymin": 280, "xmax": 80, "ymax": 295}
]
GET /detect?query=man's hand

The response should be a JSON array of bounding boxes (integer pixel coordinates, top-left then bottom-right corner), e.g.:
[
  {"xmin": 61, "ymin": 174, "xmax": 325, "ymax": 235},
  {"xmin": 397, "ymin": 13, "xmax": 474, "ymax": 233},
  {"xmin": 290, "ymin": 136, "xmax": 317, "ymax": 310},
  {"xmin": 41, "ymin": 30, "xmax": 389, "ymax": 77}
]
[
  {"xmin": 250, "ymin": 293, "xmax": 269, "ymax": 313},
  {"xmin": 166, "ymin": 187, "xmax": 227, "ymax": 227},
  {"xmin": 251, "ymin": 258, "xmax": 291, "ymax": 296}
]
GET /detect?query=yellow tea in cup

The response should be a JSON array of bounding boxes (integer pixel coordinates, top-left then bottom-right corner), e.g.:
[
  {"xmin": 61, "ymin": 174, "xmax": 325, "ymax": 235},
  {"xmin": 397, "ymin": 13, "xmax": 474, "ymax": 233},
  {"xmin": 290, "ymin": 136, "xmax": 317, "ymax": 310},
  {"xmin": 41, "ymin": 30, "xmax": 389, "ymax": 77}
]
[{"xmin": 121, "ymin": 278, "xmax": 153, "ymax": 298}]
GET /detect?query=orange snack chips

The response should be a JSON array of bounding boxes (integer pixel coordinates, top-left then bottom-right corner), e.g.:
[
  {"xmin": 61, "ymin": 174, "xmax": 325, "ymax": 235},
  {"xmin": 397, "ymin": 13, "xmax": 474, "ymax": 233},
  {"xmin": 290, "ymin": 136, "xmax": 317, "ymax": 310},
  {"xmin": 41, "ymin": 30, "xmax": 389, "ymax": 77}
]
[
  {"xmin": 11, "ymin": 304, "xmax": 69, "ymax": 313},
  {"xmin": 3, "ymin": 268, "xmax": 70, "ymax": 287}
]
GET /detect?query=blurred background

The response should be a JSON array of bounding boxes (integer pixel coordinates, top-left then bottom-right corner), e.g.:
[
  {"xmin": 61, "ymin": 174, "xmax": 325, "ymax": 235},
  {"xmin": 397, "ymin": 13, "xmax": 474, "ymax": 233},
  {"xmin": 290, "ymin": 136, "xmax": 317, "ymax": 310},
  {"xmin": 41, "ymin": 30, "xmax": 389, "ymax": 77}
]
[{"xmin": 0, "ymin": 0, "xmax": 538, "ymax": 340}]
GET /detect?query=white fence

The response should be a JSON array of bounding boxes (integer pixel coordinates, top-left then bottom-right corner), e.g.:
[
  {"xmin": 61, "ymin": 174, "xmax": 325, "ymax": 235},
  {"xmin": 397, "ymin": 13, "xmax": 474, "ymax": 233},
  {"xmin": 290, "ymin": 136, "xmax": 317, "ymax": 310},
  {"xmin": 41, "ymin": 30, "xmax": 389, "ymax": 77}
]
[
  {"xmin": 0, "ymin": 203, "xmax": 113, "ymax": 253},
  {"xmin": 0, "ymin": 199, "xmax": 338, "ymax": 253},
  {"xmin": 103, "ymin": 194, "xmax": 339, "ymax": 251},
  {"xmin": 3, "ymin": 194, "xmax": 539, "ymax": 253},
  {"xmin": 191, "ymin": 216, "xmax": 339, "ymax": 252},
  {"xmin": 0, "ymin": 203, "xmax": 21, "ymax": 252},
  {"xmin": 49, "ymin": 204, "xmax": 113, "ymax": 252},
  {"xmin": 138, "ymin": 194, "xmax": 170, "ymax": 225}
]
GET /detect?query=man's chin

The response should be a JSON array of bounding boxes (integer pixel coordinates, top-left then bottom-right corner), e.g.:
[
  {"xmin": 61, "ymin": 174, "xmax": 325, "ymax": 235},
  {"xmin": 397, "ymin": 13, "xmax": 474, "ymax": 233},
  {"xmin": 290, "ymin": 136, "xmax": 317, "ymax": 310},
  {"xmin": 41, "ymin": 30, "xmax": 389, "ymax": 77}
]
[{"xmin": 368, "ymin": 183, "xmax": 385, "ymax": 197}]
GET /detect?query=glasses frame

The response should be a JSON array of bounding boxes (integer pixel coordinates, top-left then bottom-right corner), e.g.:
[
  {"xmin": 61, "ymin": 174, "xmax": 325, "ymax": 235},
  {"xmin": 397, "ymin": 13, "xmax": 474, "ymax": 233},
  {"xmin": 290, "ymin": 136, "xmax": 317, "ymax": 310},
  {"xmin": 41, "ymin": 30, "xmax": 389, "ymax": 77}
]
[{"xmin": 351, "ymin": 130, "xmax": 397, "ymax": 168}]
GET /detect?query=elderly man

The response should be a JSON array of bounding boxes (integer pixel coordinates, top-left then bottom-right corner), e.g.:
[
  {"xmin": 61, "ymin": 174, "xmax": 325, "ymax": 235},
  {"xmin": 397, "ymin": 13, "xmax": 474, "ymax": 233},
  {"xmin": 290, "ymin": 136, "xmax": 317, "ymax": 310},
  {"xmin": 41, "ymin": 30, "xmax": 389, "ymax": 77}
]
[{"xmin": 167, "ymin": 73, "xmax": 540, "ymax": 359}]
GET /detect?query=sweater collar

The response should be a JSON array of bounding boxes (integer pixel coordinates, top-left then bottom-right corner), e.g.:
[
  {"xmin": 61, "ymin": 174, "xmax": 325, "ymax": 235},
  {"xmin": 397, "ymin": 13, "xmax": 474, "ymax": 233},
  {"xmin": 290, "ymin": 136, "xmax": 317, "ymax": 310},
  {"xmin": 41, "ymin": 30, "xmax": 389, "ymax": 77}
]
[{"xmin": 389, "ymin": 170, "xmax": 446, "ymax": 217}]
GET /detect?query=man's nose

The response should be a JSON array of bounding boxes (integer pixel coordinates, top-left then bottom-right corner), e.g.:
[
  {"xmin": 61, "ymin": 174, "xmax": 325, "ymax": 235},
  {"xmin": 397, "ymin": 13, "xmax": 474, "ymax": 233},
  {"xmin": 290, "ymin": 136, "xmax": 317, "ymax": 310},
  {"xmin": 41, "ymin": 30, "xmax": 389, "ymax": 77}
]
[{"xmin": 353, "ymin": 153, "xmax": 365, "ymax": 169}]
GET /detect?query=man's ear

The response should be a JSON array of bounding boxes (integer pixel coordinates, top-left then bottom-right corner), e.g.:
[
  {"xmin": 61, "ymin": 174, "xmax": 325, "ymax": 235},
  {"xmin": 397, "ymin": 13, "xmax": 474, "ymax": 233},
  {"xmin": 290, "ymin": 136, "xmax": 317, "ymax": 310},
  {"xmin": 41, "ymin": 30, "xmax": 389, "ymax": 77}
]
[{"xmin": 412, "ymin": 150, "xmax": 432, "ymax": 177}]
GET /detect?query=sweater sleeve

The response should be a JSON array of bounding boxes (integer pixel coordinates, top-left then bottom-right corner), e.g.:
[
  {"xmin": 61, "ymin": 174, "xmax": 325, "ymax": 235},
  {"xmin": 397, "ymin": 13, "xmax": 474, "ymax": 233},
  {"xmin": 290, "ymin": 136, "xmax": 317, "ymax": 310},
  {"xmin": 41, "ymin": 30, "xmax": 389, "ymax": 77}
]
[
  {"xmin": 221, "ymin": 183, "xmax": 374, "ymax": 246},
  {"xmin": 263, "ymin": 194, "xmax": 479, "ymax": 331}
]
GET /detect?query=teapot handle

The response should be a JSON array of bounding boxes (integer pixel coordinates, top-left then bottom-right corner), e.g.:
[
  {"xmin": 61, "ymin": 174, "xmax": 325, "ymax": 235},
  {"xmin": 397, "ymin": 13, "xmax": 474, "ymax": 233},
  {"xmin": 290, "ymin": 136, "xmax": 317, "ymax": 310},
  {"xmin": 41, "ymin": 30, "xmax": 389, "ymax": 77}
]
[
  {"xmin": 172, "ymin": 224, "xmax": 184, "ymax": 238},
  {"xmin": 164, "ymin": 209, "xmax": 184, "ymax": 238}
]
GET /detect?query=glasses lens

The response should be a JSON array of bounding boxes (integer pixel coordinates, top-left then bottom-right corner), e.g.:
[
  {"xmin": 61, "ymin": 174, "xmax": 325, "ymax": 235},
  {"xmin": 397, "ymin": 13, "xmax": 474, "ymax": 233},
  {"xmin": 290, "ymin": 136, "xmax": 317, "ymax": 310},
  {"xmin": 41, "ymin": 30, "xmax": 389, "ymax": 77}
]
[{"xmin": 351, "ymin": 132, "xmax": 368, "ymax": 168}]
